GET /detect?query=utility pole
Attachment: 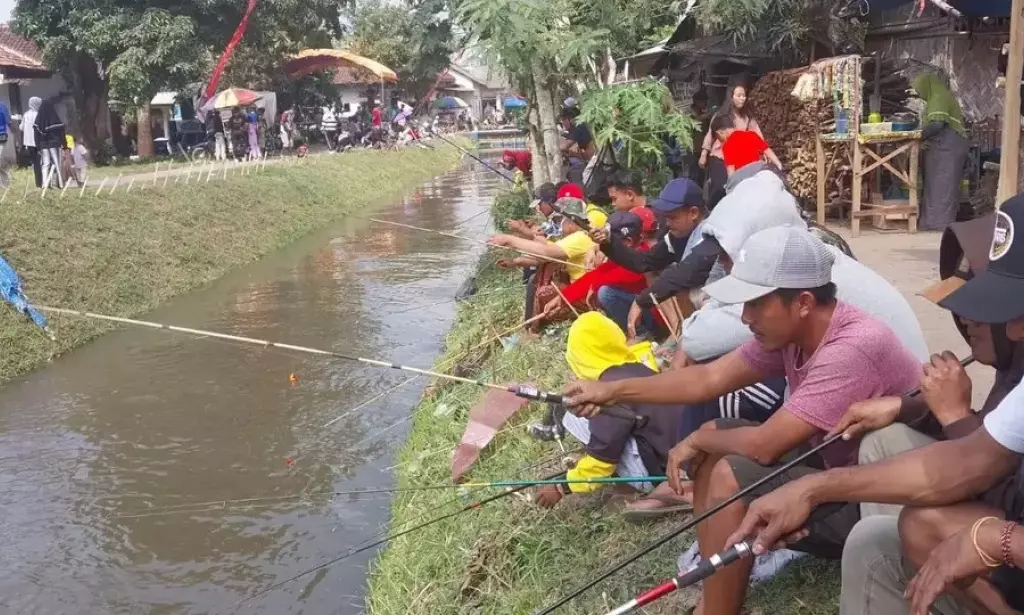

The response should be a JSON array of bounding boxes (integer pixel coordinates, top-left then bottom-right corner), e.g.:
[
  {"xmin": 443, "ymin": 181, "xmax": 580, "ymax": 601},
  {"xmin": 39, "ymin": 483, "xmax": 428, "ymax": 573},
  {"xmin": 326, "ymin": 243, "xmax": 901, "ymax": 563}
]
[{"xmin": 997, "ymin": 0, "xmax": 1024, "ymax": 206}]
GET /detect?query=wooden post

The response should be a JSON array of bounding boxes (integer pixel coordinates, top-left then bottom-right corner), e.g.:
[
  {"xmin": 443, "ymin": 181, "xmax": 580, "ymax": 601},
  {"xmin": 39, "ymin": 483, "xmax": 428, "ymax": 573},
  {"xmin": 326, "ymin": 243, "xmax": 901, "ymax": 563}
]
[
  {"xmin": 851, "ymin": 141, "xmax": 863, "ymax": 237},
  {"xmin": 816, "ymin": 135, "xmax": 826, "ymax": 225},
  {"xmin": 998, "ymin": 0, "xmax": 1024, "ymax": 206},
  {"xmin": 908, "ymin": 141, "xmax": 920, "ymax": 233}
]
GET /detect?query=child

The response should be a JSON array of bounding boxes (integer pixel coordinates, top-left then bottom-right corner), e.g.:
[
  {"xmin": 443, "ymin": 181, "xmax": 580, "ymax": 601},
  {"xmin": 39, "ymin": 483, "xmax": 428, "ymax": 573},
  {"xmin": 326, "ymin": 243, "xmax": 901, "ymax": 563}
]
[{"xmin": 65, "ymin": 134, "xmax": 88, "ymax": 186}]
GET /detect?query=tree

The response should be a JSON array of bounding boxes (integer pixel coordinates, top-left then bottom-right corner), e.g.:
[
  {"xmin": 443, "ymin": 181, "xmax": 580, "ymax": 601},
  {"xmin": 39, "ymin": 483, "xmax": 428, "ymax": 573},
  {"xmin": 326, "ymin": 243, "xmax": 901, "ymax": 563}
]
[
  {"xmin": 343, "ymin": 0, "xmax": 457, "ymax": 99},
  {"xmin": 695, "ymin": 0, "xmax": 865, "ymax": 56}
]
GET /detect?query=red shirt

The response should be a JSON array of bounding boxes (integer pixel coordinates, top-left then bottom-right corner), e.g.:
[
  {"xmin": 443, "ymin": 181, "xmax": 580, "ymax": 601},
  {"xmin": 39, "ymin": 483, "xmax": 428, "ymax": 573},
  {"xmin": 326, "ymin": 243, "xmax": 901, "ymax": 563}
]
[
  {"xmin": 372, "ymin": 108, "xmax": 382, "ymax": 128},
  {"xmin": 560, "ymin": 261, "xmax": 648, "ymax": 305},
  {"xmin": 502, "ymin": 150, "xmax": 532, "ymax": 177}
]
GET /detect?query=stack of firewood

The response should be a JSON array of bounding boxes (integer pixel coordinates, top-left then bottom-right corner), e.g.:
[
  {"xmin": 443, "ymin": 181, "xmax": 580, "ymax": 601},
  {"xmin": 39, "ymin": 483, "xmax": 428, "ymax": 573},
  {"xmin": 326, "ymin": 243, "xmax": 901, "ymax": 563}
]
[
  {"xmin": 749, "ymin": 70, "xmax": 828, "ymax": 201},
  {"xmin": 749, "ymin": 58, "xmax": 913, "ymax": 202}
]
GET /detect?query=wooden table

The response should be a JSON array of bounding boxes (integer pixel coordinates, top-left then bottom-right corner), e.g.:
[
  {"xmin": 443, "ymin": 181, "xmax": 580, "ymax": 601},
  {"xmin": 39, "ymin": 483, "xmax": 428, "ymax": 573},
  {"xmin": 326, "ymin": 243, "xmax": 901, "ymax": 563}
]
[{"xmin": 817, "ymin": 131, "xmax": 921, "ymax": 237}]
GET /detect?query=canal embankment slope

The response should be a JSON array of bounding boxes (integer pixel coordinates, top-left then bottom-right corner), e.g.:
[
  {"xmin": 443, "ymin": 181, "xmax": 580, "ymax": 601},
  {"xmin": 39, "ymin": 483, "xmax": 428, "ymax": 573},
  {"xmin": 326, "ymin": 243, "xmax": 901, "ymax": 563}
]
[{"xmin": 0, "ymin": 146, "xmax": 461, "ymax": 385}]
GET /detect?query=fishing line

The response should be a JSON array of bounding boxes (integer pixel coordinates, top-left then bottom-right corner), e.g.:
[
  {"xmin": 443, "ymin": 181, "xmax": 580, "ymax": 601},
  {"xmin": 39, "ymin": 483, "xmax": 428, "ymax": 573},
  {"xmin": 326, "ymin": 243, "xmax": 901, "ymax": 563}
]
[{"xmin": 238, "ymin": 469, "xmax": 568, "ymax": 604}]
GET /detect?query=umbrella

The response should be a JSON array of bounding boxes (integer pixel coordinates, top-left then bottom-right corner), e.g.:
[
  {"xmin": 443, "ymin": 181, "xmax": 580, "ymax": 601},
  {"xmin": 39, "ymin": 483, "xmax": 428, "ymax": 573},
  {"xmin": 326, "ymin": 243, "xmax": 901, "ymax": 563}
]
[
  {"xmin": 285, "ymin": 49, "xmax": 398, "ymax": 83},
  {"xmin": 206, "ymin": 87, "xmax": 262, "ymax": 110},
  {"xmin": 433, "ymin": 96, "xmax": 470, "ymax": 110},
  {"xmin": 503, "ymin": 96, "xmax": 527, "ymax": 108}
]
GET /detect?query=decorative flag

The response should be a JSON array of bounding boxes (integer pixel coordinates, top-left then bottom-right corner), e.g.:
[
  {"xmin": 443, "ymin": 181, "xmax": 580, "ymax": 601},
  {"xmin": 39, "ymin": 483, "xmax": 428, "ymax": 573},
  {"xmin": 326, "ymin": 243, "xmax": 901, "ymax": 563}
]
[{"xmin": 201, "ymin": 0, "xmax": 260, "ymax": 105}]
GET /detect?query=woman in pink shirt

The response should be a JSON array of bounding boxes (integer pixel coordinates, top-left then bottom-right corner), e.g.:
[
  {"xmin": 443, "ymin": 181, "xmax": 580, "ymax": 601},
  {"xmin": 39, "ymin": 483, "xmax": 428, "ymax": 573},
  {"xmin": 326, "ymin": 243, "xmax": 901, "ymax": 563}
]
[{"xmin": 698, "ymin": 84, "xmax": 782, "ymax": 209}]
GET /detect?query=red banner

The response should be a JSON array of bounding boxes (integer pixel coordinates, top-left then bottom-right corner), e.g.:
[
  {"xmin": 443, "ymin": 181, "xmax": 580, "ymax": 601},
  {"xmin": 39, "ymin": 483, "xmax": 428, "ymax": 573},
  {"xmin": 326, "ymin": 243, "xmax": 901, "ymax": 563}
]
[{"xmin": 202, "ymin": 0, "xmax": 259, "ymax": 102}]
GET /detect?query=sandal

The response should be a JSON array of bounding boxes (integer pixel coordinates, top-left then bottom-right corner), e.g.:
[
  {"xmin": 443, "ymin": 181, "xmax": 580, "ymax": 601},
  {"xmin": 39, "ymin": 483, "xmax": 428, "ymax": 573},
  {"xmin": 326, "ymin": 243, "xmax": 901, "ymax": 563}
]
[{"xmin": 621, "ymin": 492, "xmax": 694, "ymax": 523}]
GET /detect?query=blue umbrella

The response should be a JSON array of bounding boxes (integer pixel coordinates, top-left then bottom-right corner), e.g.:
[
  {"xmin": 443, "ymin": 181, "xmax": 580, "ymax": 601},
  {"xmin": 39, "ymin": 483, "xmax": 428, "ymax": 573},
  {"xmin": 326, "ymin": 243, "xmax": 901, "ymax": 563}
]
[
  {"xmin": 503, "ymin": 97, "xmax": 527, "ymax": 108},
  {"xmin": 433, "ymin": 96, "xmax": 469, "ymax": 110},
  {"xmin": 0, "ymin": 253, "xmax": 51, "ymax": 337}
]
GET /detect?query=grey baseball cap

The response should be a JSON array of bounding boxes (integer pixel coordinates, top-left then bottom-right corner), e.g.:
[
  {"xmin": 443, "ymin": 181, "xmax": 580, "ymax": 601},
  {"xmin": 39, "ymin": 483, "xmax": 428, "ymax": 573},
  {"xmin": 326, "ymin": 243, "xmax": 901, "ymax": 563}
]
[{"xmin": 705, "ymin": 225, "xmax": 835, "ymax": 305}]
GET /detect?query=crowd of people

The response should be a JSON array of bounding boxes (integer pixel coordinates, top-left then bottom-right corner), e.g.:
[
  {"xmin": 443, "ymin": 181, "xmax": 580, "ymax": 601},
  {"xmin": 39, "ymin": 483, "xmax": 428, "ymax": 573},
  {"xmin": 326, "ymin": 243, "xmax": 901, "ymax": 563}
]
[{"xmin": 485, "ymin": 107, "xmax": 1023, "ymax": 614}]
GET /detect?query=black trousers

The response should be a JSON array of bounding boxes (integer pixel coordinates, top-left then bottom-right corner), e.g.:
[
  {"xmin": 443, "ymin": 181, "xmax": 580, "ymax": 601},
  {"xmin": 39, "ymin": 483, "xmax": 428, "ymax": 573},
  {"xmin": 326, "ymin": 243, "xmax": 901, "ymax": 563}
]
[
  {"xmin": 706, "ymin": 157, "xmax": 728, "ymax": 211},
  {"xmin": 27, "ymin": 146, "xmax": 41, "ymax": 187}
]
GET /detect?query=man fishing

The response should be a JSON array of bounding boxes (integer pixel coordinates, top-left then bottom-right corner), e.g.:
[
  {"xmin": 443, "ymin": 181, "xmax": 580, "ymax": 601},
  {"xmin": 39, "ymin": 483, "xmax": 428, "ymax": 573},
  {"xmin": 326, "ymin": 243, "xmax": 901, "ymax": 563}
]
[
  {"xmin": 606, "ymin": 171, "xmax": 648, "ymax": 213},
  {"xmin": 591, "ymin": 178, "xmax": 708, "ymax": 337},
  {"xmin": 564, "ymin": 225, "xmax": 923, "ymax": 615},
  {"xmin": 535, "ymin": 312, "xmax": 683, "ymax": 509},
  {"xmin": 726, "ymin": 195, "xmax": 1024, "ymax": 615},
  {"xmin": 506, "ymin": 182, "xmax": 560, "ymax": 241}
]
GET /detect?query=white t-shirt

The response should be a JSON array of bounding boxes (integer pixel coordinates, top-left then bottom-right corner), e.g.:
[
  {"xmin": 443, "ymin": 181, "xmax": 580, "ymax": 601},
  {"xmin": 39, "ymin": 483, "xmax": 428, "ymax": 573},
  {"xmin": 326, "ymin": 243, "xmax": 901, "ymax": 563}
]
[{"xmin": 984, "ymin": 381, "xmax": 1024, "ymax": 454}]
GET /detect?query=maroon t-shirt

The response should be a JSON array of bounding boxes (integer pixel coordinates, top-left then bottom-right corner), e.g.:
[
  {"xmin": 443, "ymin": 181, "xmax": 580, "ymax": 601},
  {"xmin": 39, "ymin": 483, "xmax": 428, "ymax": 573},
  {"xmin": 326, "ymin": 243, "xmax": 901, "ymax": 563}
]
[{"xmin": 738, "ymin": 301, "xmax": 922, "ymax": 468}]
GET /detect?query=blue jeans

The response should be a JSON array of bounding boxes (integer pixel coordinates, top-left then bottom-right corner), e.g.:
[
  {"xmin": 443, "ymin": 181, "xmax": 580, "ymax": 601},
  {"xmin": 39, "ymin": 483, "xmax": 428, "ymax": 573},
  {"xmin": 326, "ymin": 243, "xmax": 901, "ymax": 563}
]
[{"xmin": 597, "ymin": 286, "xmax": 655, "ymax": 336}]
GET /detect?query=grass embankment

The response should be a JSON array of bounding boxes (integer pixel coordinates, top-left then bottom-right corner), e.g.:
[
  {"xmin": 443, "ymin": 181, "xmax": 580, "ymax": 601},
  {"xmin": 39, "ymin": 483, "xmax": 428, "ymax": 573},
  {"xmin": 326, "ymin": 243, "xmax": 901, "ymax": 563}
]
[
  {"xmin": 367, "ymin": 191, "xmax": 840, "ymax": 614},
  {"xmin": 0, "ymin": 146, "xmax": 460, "ymax": 384}
]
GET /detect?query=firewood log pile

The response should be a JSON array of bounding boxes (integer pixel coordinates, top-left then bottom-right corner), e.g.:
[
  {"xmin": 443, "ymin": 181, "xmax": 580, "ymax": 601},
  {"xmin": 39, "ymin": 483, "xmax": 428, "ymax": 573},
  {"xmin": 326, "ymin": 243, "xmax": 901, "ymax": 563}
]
[{"xmin": 749, "ymin": 58, "xmax": 912, "ymax": 203}]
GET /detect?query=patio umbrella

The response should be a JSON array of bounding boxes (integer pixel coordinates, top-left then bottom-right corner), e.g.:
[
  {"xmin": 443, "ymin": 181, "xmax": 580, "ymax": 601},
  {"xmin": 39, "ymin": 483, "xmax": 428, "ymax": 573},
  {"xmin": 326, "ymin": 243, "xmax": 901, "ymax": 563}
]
[
  {"xmin": 434, "ymin": 96, "xmax": 470, "ymax": 110},
  {"xmin": 285, "ymin": 49, "xmax": 398, "ymax": 82},
  {"xmin": 503, "ymin": 96, "xmax": 527, "ymax": 108},
  {"xmin": 205, "ymin": 87, "xmax": 262, "ymax": 110}
]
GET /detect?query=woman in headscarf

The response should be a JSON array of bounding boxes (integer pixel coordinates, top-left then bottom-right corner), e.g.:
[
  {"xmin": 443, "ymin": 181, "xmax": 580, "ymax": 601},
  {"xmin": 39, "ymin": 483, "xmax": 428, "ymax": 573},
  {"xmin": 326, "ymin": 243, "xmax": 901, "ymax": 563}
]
[
  {"xmin": 913, "ymin": 74, "xmax": 970, "ymax": 231},
  {"xmin": 535, "ymin": 312, "xmax": 688, "ymax": 518},
  {"xmin": 34, "ymin": 98, "xmax": 65, "ymax": 188},
  {"xmin": 21, "ymin": 97, "xmax": 42, "ymax": 187}
]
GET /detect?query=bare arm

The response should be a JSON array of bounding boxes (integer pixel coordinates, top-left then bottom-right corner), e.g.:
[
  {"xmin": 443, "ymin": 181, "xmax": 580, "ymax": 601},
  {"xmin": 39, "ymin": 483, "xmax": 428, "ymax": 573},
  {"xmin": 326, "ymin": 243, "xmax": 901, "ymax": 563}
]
[
  {"xmin": 564, "ymin": 350, "xmax": 763, "ymax": 408},
  {"xmin": 807, "ymin": 428, "xmax": 1017, "ymax": 508},
  {"xmin": 764, "ymin": 147, "xmax": 783, "ymax": 169},
  {"xmin": 491, "ymin": 234, "xmax": 568, "ymax": 261}
]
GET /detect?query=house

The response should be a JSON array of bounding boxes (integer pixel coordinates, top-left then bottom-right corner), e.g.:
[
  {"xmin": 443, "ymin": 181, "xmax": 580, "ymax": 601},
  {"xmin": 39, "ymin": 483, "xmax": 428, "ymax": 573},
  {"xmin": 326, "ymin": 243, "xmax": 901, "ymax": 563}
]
[
  {"xmin": 436, "ymin": 50, "xmax": 509, "ymax": 120},
  {"xmin": 0, "ymin": 25, "xmax": 76, "ymax": 162}
]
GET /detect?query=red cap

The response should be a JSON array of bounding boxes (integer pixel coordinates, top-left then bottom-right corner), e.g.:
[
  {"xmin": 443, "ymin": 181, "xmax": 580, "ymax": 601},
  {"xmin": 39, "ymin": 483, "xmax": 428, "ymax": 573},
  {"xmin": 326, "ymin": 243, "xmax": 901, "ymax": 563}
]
[
  {"xmin": 557, "ymin": 183, "xmax": 585, "ymax": 200},
  {"xmin": 630, "ymin": 206, "xmax": 657, "ymax": 233},
  {"xmin": 722, "ymin": 130, "xmax": 769, "ymax": 169}
]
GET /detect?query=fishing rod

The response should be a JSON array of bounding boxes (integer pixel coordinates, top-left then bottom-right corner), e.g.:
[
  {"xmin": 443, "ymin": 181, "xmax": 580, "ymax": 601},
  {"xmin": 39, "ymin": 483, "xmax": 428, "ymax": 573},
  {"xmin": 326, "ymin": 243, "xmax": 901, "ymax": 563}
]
[
  {"xmin": 37, "ymin": 306, "xmax": 647, "ymax": 428},
  {"xmin": 116, "ymin": 475, "xmax": 667, "ymax": 519},
  {"xmin": 604, "ymin": 541, "xmax": 752, "ymax": 615},
  {"xmin": 431, "ymin": 131, "xmax": 520, "ymax": 187},
  {"xmin": 537, "ymin": 354, "xmax": 977, "ymax": 614},
  {"xmin": 366, "ymin": 216, "xmax": 581, "ymax": 270},
  {"xmin": 239, "ymin": 469, "xmax": 566, "ymax": 603}
]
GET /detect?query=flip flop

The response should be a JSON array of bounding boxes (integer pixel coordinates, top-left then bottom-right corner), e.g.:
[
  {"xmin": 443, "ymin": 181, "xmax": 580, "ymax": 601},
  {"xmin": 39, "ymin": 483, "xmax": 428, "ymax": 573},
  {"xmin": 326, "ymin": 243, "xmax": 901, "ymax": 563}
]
[{"xmin": 621, "ymin": 493, "xmax": 694, "ymax": 524}]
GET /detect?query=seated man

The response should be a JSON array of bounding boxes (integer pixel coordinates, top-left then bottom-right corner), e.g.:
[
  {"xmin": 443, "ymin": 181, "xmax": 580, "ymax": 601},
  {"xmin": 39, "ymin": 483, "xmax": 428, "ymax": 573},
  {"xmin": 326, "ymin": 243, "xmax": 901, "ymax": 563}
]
[
  {"xmin": 606, "ymin": 170, "xmax": 648, "ymax": 213},
  {"xmin": 535, "ymin": 312, "xmax": 685, "ymax": 508},
  {"xmin": 591, "ymin": 178, "xmax": 708, "ymax": 338},
  {"xmin": 506, "ymin": 182, "xmax": 559, "ymax": 241},
  {"xmin": 541, "ymin": 211, "xmax": 662, "ymax": 333},
  {"xmin": 564, "ymin": 225, "xmax": 923, "ymax": 615},
  {"xmin": 489, "ymin": 198, "xmax": 601, "ymax": 326},
  {"xmin": 840, "ymin": 208, "xmax": 1023, "ymax": 517},
  {"xmin": 727, "ymin": 194, "xmax": 1024, "ymax": 615}
]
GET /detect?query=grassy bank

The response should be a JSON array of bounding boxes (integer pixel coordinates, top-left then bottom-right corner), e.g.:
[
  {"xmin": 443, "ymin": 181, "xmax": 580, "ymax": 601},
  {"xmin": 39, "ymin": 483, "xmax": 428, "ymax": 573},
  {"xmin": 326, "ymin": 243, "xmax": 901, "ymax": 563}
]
[
  {"xmin": 0, "ymin": 146, "xmax": 461, "ymax": 384},
  {"xmin": 367, "ymin": 191, "xmax": 840, "ymax": 614}
]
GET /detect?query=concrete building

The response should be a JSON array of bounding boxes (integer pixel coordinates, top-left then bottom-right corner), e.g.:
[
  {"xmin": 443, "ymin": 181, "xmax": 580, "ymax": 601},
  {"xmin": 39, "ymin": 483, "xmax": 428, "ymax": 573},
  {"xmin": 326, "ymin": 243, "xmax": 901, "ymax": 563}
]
[{"xmin": 437, "ymin": 50, "xmax": 509, "ymax": 120}]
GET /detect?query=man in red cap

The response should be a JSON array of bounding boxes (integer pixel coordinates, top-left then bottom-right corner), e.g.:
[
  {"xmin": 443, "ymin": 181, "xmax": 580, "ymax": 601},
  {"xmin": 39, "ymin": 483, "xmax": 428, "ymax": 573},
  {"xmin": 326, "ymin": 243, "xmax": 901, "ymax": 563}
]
[{"xmin": 501, "ymin": 149, "xmax": 532, "ymax": 180}]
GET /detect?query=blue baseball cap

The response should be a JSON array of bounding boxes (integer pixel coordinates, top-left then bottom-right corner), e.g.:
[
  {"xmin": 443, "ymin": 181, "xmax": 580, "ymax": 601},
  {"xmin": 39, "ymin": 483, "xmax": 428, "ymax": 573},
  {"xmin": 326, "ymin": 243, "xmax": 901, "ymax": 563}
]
[{"xmin": 650, "ymin": 178, "xmax": 706, "ymax": 213}]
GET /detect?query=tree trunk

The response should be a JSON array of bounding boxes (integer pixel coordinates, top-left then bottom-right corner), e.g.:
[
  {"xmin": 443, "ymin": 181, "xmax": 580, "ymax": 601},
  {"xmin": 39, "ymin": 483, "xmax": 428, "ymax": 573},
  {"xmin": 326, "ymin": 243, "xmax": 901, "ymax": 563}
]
[
  {"xmin": 526, "ymin": 106, "xmax": 549, "ymax": 185},
  {"xmin": 66, "ymin": 53, "xmax": 109, "ymax": 154},
  {"xmin": 137, "ymin": 105, "xmax": 153, "ymax": 158},
  {"xmin": 531, "ymin": 58, "xmax": 563, "ymax": 182}
]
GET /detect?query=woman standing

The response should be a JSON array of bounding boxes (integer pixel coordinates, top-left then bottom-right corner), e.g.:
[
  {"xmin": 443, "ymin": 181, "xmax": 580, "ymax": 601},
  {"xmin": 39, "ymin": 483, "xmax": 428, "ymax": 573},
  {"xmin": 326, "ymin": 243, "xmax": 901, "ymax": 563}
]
[
  {"xmin": 913, "ymin": 74, "xmax": 969, "ymax": 231},
  {"xmin": 698, "ymin": 84, "xmax": 782, "ymax": 209},
  {"xmin": 21, "ymin": 97, "xmax": 41, "ymax": 187}
]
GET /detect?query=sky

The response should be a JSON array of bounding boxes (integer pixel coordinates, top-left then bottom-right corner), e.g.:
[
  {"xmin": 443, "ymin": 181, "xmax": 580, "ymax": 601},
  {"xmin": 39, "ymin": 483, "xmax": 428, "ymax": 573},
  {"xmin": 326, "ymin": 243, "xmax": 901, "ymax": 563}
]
[{"xmin": 0, "ymin": 0, "xmax": 13, "ymax": 24}]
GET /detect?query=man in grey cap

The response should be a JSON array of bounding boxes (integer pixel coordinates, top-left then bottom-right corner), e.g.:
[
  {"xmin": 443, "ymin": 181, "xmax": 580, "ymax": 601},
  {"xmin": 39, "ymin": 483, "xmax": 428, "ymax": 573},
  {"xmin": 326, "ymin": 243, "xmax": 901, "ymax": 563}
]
[{"xmin": 564, "ymin": 225, "xmax": 923, "ymax": 615}]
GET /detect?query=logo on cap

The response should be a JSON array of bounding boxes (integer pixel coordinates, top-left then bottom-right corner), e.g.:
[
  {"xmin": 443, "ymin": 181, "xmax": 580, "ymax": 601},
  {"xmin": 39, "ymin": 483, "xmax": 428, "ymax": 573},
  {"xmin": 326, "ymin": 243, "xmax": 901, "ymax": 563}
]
[{"xmin": 991, "ymin": 210, "xmax": 1014, "ymax": 261}]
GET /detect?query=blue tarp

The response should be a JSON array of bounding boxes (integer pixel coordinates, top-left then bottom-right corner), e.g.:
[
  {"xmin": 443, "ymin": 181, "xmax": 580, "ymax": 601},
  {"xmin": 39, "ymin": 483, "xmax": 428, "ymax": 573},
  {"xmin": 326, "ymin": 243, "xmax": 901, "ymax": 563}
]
[{"xmin": 0, "ymin": 254, "xmax": 48, "ymax": 331}]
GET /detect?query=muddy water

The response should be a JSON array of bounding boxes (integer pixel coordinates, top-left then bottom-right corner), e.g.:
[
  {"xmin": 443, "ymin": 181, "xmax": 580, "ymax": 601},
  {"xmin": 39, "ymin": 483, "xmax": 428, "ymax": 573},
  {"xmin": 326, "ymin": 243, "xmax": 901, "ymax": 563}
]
[{"xmin": 0, "ymin": 163, "xmax": 504, "ymax": 614}]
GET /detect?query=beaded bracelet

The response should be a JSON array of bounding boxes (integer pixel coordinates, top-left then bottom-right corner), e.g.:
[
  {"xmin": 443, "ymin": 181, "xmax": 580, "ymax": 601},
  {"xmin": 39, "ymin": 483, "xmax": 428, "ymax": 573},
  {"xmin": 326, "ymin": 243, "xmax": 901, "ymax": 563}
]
[
  {"xmin": 971, "ymin": 516, "xmax": 1002, "ymax": 568},
  {"xmin": 1001, "ymin": 521, "xmax": 1018, "ymax": 568}
]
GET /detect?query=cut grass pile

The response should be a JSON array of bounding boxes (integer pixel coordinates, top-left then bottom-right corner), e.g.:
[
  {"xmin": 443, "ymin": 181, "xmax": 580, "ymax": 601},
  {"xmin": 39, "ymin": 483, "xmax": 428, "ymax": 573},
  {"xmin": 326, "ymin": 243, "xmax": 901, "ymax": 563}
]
[
  {"xmin": 367, "ymin": 190, "xmax": 840, "ymax": 614},
  {"xmin": 0, "ymin": 146, "xmax": 460, "ymax": 384}
]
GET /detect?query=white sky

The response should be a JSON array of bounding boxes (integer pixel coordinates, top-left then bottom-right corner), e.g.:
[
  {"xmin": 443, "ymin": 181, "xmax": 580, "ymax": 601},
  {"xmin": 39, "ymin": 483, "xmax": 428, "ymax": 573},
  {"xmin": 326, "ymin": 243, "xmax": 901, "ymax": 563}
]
[{"xmin": 0, "ymin": 0, "xmax": 13, "ymax": 24}]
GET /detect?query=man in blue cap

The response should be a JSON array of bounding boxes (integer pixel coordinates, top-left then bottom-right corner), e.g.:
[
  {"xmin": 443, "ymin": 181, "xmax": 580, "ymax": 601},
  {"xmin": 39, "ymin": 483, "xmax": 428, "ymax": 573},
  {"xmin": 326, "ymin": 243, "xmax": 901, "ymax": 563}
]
[{"xmin": 590, "ymin": 177, "xmax": 712, "ymax": 337}]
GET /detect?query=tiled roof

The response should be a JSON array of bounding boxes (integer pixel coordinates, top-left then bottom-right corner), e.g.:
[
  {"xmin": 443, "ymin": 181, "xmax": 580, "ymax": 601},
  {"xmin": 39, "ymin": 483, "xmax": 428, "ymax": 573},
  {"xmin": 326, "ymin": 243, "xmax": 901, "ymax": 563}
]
[{"xmin": 0, "ymin": 25, "xmax": 47, "ymax": 71}]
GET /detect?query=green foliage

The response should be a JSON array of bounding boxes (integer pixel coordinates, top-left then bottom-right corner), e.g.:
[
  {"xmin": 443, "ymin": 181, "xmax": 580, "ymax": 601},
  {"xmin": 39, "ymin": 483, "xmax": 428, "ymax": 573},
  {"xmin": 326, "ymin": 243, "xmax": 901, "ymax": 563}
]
[
  {"xmin": 491, "ymin": 188, "xmax": 533, "ymax": 232},
  {"xmin": 343, "ymin": 0, "xmax": 458, "ymax": 98},
  {"xmin": 579, "ymin": 79, "xmax": 697, "ymax": 172},
  {"xmin": 695, "ymin": 0, "xmax": 864, "ymax": 55}
]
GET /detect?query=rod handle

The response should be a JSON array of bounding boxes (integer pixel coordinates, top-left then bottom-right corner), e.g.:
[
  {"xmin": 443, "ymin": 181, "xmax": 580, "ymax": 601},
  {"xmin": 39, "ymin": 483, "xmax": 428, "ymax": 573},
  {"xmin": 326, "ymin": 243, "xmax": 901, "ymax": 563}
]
[{"xmin": 509, "ymin": 386, "xmax": 647, "ymax": 427}]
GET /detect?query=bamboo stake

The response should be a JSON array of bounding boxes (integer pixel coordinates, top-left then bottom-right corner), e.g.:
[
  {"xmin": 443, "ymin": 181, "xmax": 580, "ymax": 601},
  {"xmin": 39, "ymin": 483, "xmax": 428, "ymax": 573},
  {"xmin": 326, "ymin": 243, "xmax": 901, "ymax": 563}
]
[
  {"xmin": 0, "ymin": 185, "xmax": 9, "ymax": 204},
  {"xmin": 153, "ymin": 162, "xmax": 159, "ymax": 187},
  {"xmin": 60, "ymin": 178, "xmax": 71, "ymax": 198},
  {"xmin": 79, "ymin": 177, "xmax": 87, "ymax": 198},
  {"xmin": 109, "ymin": 173, "xmax": 122, "ymax": 195},
  {"xmin": 21, "ymin": 175, "xmax": 30, "ymax": 201},
  {"xmin": 40, "ymin": 167, "xmax": 52, "ymax": 199},
  {"xmin": 222, "ymin": 160, "xmax": 228, "ymax": 181},
  {"xmin": 125, "ymin": 177, "xmax": 136, "ymax": 194},
  {"xmin": 164, "ymin": 163, "xmax": 170, "ymax": 187}
]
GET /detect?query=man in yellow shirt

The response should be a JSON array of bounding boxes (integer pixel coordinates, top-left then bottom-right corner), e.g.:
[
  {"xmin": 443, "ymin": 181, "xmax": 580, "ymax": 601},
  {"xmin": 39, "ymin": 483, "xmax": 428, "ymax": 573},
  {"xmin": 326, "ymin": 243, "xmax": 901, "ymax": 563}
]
[{"xmin": 488, "ymin": 197, "xmax": 603, "ymax": 282}]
